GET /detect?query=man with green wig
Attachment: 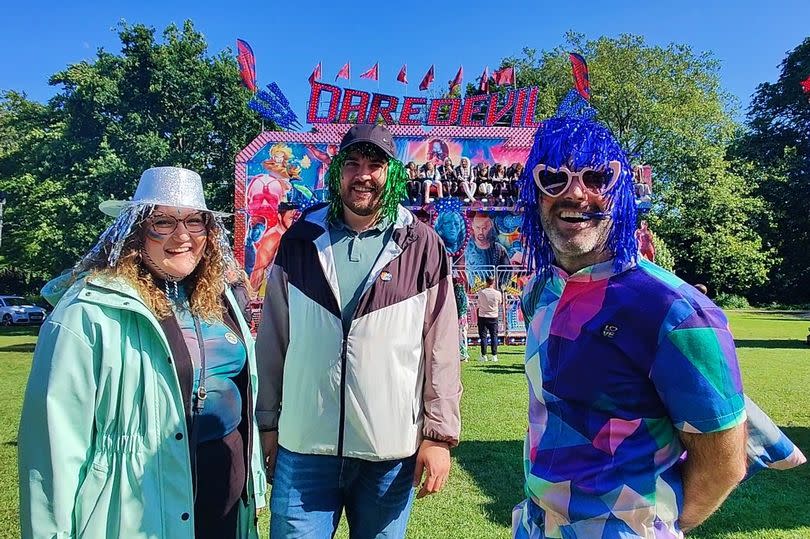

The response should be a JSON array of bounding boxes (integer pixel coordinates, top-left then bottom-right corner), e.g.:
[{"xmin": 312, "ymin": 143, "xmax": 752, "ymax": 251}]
[{"xmin": 256, "ymin": 124, "xmax": 463, "ymax": 538}]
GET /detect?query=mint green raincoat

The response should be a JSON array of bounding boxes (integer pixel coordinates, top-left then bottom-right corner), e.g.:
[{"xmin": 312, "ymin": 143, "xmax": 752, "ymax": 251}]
[{"xmin": 18, "ymin": 273, "xmax": 267, "ymax": 538}]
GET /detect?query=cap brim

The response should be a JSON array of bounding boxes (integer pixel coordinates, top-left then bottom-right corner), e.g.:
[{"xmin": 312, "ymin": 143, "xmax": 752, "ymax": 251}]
[
  {"xmin": 99, "ymin": 199, "xmax": 231, "ymax": 218},
  {"xmin": 341, "ymin": 139, "xmax": 396, "ymax": 159}
]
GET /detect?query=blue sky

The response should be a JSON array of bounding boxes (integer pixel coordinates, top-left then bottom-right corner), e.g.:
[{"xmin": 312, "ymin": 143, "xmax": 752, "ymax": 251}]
[{"xmin": 1, "ymin": 0, "xmax": 808, "ymax": 122}]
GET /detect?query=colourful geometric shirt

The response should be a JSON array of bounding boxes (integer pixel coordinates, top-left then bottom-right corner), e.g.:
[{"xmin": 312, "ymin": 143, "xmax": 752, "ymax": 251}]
[{"xmin": 513, "ymin": 258, "xmax": 746, "ymax": 539}]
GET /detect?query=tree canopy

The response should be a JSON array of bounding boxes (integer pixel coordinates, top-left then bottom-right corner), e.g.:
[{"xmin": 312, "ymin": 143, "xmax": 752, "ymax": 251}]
[
  {"xmin": 0, "ymin": 21, "xmax": 262, "ymax": 292},
  {"xmin": 734, "ymin": 38, "xmax": 810, "ymax": 303}
]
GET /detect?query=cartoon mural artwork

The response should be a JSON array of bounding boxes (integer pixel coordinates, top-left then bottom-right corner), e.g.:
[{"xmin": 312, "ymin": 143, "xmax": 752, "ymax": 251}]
[
  {"xmin": 239, "ymin": 141, "xmax": 324, "ymax": 295},
  {"xmin": 426, "ymin": 138, "xmax": 450, "ymax": 165},
  {"xmin": 248, "ymin": 204, "xmax": 298, "ymax": 293},
  {"xmin": 304, "ymin": 143, "xmax": 338, "ymax": 191},
  {"xmin": 432, "ymin": 197, "xmax": 469, "ymax": 258},
  {"xmin": 235, "ymin": 126, "xmax": 536, "ymax": 334}
]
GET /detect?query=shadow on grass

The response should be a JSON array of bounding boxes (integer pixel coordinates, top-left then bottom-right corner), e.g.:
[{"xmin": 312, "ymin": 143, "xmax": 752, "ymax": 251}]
[
  {"xmin": 3, "ymin": 440, "xmax": 16, "ymax": 447},
  {"xmin": 693, "ymin": 426, "xmax": 810, "ymax": 537},
  {"xmin": 472, "ymin": 364, "xmax": 526, "ymax": 375},
  {"xmin": 0, "ymin": 343, "xmax": 36, "ymax": 353},
  {"xmin": 456, "ymin": 430, "xmax": 810, "ymax": 535},
  {"xmin": 734, "ymin": 339, "xmax": 809, "ymax": 350},
  {"xmin": 741, "ymin": 310, "xmax": 810, "ymax": 320},
  {"xmin": 0, "ymin": 326, "xmax": 40, "ymax": 337},
  {"xmin": 454, "ymin": 440, "xmax": 524, "ymax": 527}
]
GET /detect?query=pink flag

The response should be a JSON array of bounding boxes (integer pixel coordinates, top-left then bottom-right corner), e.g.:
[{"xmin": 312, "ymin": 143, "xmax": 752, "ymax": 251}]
[
  {"xmin": 308, "ymin": 62, "xmax": 322, "ymax": 85},
  {"xmin": 569, "ymin": 53, "xmax": 591, "ymax": 100},
  {"xmin": 235, "ymin": 39, "xmax": 257, "ymax": 92},
  {"xmin": 359, "ymin": 63, "xmax": 379, "ymax": 81},
  {"xmin": 396, "ymin": 64, "xmax": 408, "ymax": 84},
  {"xmin": 449, "ymin": 65, "xmax": 463, "ymax": 93},
  {"xmin": 335, "ymin": 62, "xmax": 350, "ymax": 81},
  {"xmin": 493, "ymin": 66, "xmax": 515, "ymax": 86},
  {"xmin": 419, "ymin": 65, "xmax": 435, "ymax": 91},
  {"xmin": 478, "ymin": 66, "xmax": 490, "ymax": 93}
]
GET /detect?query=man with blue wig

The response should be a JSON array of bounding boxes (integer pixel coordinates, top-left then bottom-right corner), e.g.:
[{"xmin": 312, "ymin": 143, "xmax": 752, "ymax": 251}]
[{"xmin": 512, "ymin": 109, "xmax": 750, "ymax": 538}]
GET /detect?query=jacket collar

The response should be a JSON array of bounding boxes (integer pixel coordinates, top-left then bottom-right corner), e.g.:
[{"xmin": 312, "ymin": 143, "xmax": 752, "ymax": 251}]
[
  {"xmin": 303, "ymin": 203, "xmax": 414, "ymax": 233},
  {"xmin": 300, "ymin": 204, "xmax": 416, "ymax": 320}
]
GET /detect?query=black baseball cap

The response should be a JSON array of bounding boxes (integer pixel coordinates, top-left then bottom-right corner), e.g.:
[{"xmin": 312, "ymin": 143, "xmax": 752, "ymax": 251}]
[{"xmin": 338, "ymin": 124, "xmax": 396, "ymax": 159}]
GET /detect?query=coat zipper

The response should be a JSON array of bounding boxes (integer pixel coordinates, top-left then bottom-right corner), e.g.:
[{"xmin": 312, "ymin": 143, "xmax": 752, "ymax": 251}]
[
  {"xmin": 337, "ymin": 336, "xmax": 348, "ymax": 456},
  {"xmin": 328, "ymin": 219, "xmax": 415, "ymax": 458}
]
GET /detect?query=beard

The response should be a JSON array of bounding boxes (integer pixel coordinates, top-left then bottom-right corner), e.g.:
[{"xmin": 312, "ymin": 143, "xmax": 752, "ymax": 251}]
[
  {"xmin": 341, "ymin": 181, "xmax": 384, "ymax": 217},
  {"xmin": 539, "ymin": 200, "xmax": 612, "ymax": 262}
]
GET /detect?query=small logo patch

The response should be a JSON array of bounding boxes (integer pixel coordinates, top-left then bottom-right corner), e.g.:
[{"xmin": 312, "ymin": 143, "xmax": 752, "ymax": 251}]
[
  {"xmin": 602, "ymin": 324, "xmax": 618, "ymax": 338},
  {"xmin": 225, "ymin": 332, "xmax": 239, "ymax": 344},
  {"xmin": 380, "ymin": 271, "xmax": 393, "ymax": 282}
]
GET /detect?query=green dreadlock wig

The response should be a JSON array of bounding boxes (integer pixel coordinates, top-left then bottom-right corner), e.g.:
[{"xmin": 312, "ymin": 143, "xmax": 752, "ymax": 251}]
[{"xmin": 325, "ymin": 142, "xmax": 408, "ymax": 224}]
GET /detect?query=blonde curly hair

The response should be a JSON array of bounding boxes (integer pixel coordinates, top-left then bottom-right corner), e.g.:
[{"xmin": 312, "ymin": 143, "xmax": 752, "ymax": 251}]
[{"xmin": 86, "ymin": 213, "xmax": 231, "ymax": 322}]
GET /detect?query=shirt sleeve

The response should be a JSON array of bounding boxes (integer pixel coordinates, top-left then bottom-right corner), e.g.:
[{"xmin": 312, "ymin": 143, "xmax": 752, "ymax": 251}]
[
  {"xmin": 422, "ymin": 239, "xmax": 462, "ymax": 446},
  {"xmin": 649, "ymin": 304, "xmax": 746, "ymax": 433},
  {"xmin": 18, "ymin": 320, "xmax": 98, "ymax": 539},
  {"xmin": 254, "ymin": 247, "xmax": 290, "ymax": 432}
]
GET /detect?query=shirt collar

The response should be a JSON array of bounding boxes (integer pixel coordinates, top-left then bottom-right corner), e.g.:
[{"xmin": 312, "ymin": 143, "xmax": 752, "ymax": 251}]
[
  {"xmin": 552, "ymin": 257, "xmax": 636, "ymax": 283},
  {"xmin": 331, "ymin": 214, "xmax": 392, "ymax": 235}
]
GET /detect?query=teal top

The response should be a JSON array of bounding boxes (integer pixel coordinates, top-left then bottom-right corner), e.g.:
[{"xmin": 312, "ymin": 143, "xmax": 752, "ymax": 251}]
[
  {"xmin": 329, "ymin": 216, "xmax": 394, "ymax": 332},
  {"xmin": 172, "ymin": 285, "xmax": 247, "ymax": 444}
]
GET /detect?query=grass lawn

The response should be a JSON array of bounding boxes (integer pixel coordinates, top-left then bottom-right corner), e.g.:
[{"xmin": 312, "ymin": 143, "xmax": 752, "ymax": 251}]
[{"xmin": 2, "ymin": 311, "xmax": 809, "ymax": 538}]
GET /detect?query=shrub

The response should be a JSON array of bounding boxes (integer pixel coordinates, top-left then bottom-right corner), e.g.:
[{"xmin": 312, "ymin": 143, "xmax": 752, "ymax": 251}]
[{"xmin": 714, "ymin": 292, "xmax": 750, "ymax": 309}]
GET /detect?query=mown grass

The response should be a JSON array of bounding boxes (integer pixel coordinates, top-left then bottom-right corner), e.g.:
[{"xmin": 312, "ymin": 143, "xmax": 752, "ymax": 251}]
[{"xmin": 3, "ymin": 312, "xmax": 809, "ymax": 538}]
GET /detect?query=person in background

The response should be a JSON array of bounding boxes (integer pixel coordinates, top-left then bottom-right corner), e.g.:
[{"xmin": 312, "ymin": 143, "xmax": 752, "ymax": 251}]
[
  {"xmin": 420, "ymin": 161, "xmax": 444, "ymax": 203},
  {"xmin": 457, "ymin": 157, "xmax": 476, "ymax": 202},
  {"xmin": 18, "ymin": 167, "xmax": 266, "ymax": 539},
  {"xmin": 440, "ymin": 157, "xmax": 459, "ymax": 196},
  {"xmin": 405, "ymin": 161, "xmax": 422, "ymax": 204},
  {"xmin": 475, "ymin": 162, "xmax": 493, "ymax": 200},
  {"xmin": 476, "ymin": 276, "xmax": 502, "ymax": 362}
]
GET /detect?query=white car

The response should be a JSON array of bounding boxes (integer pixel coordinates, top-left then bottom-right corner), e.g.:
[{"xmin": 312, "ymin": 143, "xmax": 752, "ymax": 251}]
[{"xmin": 0, "ymin": 296, "xmax": 47, "ymax": 325}]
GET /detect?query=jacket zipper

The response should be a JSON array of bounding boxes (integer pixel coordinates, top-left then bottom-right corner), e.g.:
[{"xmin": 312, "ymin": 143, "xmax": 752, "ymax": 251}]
[
  {"xmin": 337, "ymin": 336, "xmax": 348, "ymax": 456},
  {"xmin": 329, "ymin": 220, "xmax": 415, "ymax": 458}
]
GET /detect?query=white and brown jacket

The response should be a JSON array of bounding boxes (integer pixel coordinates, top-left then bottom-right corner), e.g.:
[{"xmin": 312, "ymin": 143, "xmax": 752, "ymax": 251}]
[{"xmin": 255, "ymin": 204, "xmax": 462, "ymax": 461}]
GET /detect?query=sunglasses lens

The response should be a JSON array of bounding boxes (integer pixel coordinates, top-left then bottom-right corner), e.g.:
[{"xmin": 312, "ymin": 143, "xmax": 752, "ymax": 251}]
[
  {"xmin": 582, "ymin": 169, "xmax": 615, "ymax": 193},
  {"xmin": 537, "ymin": 170, "xmax": 569, "ymax": 196}
]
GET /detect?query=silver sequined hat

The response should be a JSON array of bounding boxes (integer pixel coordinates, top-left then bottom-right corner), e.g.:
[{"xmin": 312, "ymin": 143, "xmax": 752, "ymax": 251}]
[{"xmin": 99, "ymin": 166, "xmax": 230, "ymax": 217}]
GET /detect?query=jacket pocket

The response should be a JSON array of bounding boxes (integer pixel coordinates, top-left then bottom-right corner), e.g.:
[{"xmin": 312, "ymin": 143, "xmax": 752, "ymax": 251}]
[{"xmin": 74, "ymin": 461, "xmax": 113, "ymax": 538}]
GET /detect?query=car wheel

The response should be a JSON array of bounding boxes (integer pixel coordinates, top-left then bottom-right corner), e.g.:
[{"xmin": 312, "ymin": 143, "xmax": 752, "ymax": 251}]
[{"xmin": 1, "ymin": 314, "xmax": 12, "ymax": 326}]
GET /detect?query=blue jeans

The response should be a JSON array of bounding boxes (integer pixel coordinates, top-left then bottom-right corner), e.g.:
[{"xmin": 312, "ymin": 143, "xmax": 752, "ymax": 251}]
[{"xmin": 270, "ymin": 446, "xmax": 417, "ymax": 539}]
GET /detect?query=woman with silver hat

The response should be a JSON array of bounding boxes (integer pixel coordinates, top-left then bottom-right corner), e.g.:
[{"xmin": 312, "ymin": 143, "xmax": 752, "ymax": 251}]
[{"xmin": 18, "ymin": 167, "xmax": 266, "ymax": 539}]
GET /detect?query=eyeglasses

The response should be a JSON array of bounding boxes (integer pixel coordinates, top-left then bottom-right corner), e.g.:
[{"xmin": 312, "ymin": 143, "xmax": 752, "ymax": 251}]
[
  {"xmin": 532, "ymin": 160, "xmax": 621, "ymax": 197},
  {"xmin": 148, "ymin": 212, "xmax": 209, "ymax": 236}
]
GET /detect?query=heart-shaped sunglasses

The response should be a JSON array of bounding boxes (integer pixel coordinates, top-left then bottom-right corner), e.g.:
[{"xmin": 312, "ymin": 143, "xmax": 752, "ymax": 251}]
[{"xmin": 532, "ymin": 160, "xmax": 621, "ymax": 198}]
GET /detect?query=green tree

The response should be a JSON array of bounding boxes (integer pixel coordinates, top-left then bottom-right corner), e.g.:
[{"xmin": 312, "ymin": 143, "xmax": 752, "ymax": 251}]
[
  {"xmin": 734, "ymin": 38, "xmax": 810, "ymax": 303},
  {"xmin": 497, "ymin": 33, "xmax": 772, "ymax": 295},
  {"xmin": 0, "ymin": 21, "xmax": 263, "ymax": 292}
]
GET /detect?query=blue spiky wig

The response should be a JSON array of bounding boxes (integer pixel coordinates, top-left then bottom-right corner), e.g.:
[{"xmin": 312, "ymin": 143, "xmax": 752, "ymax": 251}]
[{"xmin": 517, "ymin": 114, "xmax": 637, "ymax": 279}]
